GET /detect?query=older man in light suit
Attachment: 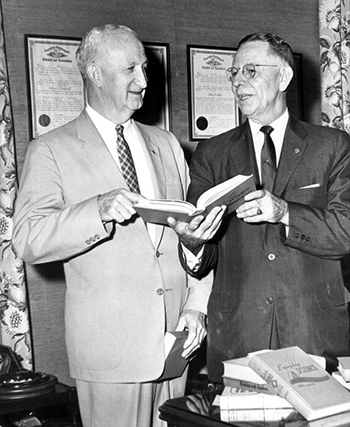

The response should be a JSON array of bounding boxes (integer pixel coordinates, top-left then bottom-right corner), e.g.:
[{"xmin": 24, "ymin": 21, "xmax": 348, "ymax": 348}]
[{"xmin": 13, "ymin": 24, "xmax": 210, "ymax": 427}]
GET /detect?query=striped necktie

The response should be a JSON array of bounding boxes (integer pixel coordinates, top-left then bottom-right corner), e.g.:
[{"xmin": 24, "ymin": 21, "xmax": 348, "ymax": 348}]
[{"xmin": 116, "ymin": 125, "xmax": 140, "ymax": 193}]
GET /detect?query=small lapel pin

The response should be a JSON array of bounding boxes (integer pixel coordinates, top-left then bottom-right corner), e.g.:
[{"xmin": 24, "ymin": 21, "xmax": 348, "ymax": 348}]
[{"xmin": 294, "ymin": 148, "xmax": 300, "ymax": 154}]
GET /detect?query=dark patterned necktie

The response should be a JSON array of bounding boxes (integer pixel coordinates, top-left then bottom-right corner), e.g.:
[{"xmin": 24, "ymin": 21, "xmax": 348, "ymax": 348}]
[
  {"xmin": 260, "ymin": 125, "xmax": 276, "ymax": 192},
  {"xmin": 116, "ymin": 125, "xmax": 140, "ymax": 193}
]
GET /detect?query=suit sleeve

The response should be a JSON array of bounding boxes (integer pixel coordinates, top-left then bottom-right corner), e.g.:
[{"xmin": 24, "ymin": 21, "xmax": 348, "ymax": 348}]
[
  {"xmin": 284, "ymin": 129, "xmax": 350, "ymax": 259},
  {"xmin": 12, "ymin": 138, "xmax": 110, "ymax": 264},
  {"xmin": 179, "ymin": 141, "xmax": 220, "ymax": 277}
]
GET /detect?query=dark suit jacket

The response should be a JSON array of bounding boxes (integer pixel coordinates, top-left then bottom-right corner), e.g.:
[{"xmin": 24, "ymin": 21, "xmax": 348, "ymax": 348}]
[{"xmin": 185, "ymin": 117, "xmax": 350, "ymax": 382}]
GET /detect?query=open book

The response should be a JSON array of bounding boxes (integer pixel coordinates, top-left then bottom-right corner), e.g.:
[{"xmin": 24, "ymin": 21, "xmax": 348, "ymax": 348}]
[{"xmin": 135, "ymin": 174, "xmax": 255, "ymax": 225}]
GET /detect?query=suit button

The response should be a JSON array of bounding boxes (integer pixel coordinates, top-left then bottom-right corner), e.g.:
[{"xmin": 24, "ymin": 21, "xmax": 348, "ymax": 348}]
[
  {"xmin": 85, "ymin": 239, "xmax": 91, "ymax": 245},
  {"xmin": 156, "ymin": 288, "xmax": 164, "ymax": 295},
  {"xmin": 155, "ymin": 250, "xmax": 160, "ymax": 257},
  {"xmin": 94, "ymin": 234, "xmax": 100, "ymax": 240},
  {"xmin": 266, "ymin": 296, "xmax": 274, "ymax": 305},
  {"xmin": 267, "ymin": 253, "xmax": 275, "ymax": 261}
]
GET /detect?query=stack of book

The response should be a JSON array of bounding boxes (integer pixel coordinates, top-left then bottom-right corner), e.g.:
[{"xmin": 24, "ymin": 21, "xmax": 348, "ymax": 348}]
[
  {"xmin": 219, "ymin": 386, "xmax": 301, "ymax": 423},
  {"xmin": 219, "ymin": 347, "xmax": 350, "ymax": 425}
]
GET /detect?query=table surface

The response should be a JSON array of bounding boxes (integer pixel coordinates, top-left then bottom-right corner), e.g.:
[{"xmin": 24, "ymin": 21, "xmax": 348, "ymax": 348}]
[
  {"xmin": 0, "ymin": 382, "xmax": 79, "ymax": 415},
  {"xmin": 158, "ymin": 390, "xmax": 350, "ymax": 427}
]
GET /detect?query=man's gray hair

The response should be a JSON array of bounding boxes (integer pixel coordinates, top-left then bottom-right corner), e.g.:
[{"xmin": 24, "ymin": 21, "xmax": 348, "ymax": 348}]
[{"xmin": 75, "ymin": 24, "xmax": 138, "ymax": 80}]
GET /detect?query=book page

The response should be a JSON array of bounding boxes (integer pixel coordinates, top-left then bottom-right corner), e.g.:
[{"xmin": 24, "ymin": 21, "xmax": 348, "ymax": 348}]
[{"xmin": 196, "ymin": 174, "xmax": 253, "ymax": 209}]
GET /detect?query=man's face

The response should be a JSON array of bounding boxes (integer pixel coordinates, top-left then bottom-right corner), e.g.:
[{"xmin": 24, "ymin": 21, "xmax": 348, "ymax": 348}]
[
  {"xmin": 231, "ymin": 41, "xmax": 285, "ymax": 125},
  {"xmin": 97, "ymin": 33, "xmax": 148, "ymax": 123}
]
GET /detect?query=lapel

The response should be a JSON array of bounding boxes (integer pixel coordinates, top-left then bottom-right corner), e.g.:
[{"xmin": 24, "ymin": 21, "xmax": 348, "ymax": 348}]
[
  {"xmin": 273, "ymin": 117, "xmax": 308, "ymax": 196},
  {"xmin": 228, "ymin": 121, "xmax": 261, "ymax": 188},
  {"xmin": 76, "ymin": 110, "xmax": 124, "ymax": 187}
]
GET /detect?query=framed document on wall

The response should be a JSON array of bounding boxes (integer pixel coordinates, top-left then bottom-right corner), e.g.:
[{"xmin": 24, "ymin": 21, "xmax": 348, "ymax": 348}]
[
  {"xmin": 187, "ymin": 45, "xmax": 239, "ymax": 140},
  {"xmin": 25, "ymin": 35, "xmax": 84, "ymax": 139}
]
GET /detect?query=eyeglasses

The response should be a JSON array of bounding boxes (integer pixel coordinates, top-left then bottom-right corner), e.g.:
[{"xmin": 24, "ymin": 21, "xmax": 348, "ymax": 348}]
[{"xmin": 226, "ymin": 64, "xmax": 278, "ymax": 82}]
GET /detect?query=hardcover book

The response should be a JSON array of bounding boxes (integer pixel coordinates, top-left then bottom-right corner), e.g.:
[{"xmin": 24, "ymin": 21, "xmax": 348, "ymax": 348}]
[
  {"xmin": 248, "ymin": 346, "xmax": 350, "ymax": 421},
  {"xmin": 219, "ymin": 386, "xmax": 300, "ymax": 423},
  {"xmin": 223, "ymin": 376, "xmax": 274, "ymax": 395},
  {"xmin": 134, "ymin": 174, "xmax": 255, "ymax": 225},
  {"xmin": 219, "ymin": 386, "xmax": 293, "ymax": 409},
  {"xmin": 337, "ymin": 356, "xmax": 350, "ymax": 382},
  {"xmin": 223, "ymin": 353, "xmax": 271, "ymax": 385},
  {"xmin": 220, "ymin": 407, "xmax": 301, "ymax": 423},
  {"xmin": 157, "ymin": 331, "xmax": 189, "ymax": 381}
]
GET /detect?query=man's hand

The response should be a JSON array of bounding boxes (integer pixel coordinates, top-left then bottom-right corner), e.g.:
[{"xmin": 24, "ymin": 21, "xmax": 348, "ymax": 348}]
[
  {"xmin": 97, "ymin": 189, "xmax": 144, "ymax": 223},
  {"xmin": 175, "ymin": 309, "xmax": 207, "ymax": 359},
  {"xmin": 236, "ymin": 190, "xmax": 289, "ymax": 225},
  {"xmin": 167, "ymin": 206, "xmax": 226, "ymax": 253}
]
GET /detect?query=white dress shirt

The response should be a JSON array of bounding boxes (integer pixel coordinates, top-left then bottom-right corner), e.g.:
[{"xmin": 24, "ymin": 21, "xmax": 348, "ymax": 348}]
[{"xmin": 249, "ymin": 109, "xmax": 289, "ymax": 182}]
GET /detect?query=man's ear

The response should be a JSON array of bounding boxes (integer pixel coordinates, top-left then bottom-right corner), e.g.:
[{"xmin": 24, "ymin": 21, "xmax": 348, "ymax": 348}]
[
  {"xmin": 86, "ymin": 63, "xmax": 102, "ymax": 88},
  {"xmin": 279, "ymin": 65, "xmax": 294, "ymax": 92}
]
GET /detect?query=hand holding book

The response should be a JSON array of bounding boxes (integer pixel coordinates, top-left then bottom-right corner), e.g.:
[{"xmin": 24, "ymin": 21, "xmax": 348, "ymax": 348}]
[{"xmin": 134, "ymin": 174, "xmax": 255, "ymax": 225}]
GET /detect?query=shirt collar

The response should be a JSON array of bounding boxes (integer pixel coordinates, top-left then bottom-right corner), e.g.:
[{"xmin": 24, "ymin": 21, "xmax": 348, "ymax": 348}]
[
  {"xmin": 85, "ymin": 104, "xmax": 132, "ymax": 139},
  {"xmin": 249, "ymin": 109, "xmax": 289, "ymax": 137}
]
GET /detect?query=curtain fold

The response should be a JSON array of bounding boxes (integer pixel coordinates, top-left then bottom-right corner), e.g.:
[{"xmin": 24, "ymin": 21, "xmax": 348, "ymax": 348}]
[
  {"xmin": 319, "ymin": 0, "xmax": 350, "ymax": 134},
  {"xmin": 0, "ymin": 1, "xmax": 32, "ymax": 370}
]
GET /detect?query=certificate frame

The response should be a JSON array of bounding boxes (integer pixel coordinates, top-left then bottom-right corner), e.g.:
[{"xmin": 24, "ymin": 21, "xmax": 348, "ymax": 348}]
[
  {"xmin": 133, "ymin": 42, "xmax": 171, "ymax": 131},
  {"xmin": 25, "ymin": 35, "xmax": 85, "ymax": 139},
  {"xmin": 187, "ymin": 45, "xmax": 239, "ymax": 141}
]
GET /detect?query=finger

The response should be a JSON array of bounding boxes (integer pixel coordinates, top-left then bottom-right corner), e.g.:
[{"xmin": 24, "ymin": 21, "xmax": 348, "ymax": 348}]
[
  {"xmin": 200, "ymin": 206, "xmax": 226, "ymax": 238},
  {"xmin": 187, "ymin": 215, "xmax": 206, "ymax": 232},
  {"xmin": 241, "ymin": 189, "xmax": 265, "ymax": 202},
  {"xmin": 182, "ymin": 342, "xmax": 200, "ymax": 359}
]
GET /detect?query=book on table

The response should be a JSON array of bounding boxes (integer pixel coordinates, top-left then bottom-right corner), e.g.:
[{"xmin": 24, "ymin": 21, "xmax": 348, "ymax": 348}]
[
  {"xmin": 134, "ymin": 173, "xmax": 255, "ymax": 225},
  {"xmin": 223, "ymin": 351, "xmax": 272, "ymax": 385},
  {"xmin": 223, "ymin": 376, "xmax": 275, "ymax": 395},
  {"xmin": 222, "ymin": 351, "xmax": 326, "ymax": 396},
  {"xmin": 219, "ymin": 386, "xmax": 301, "ymax": 423},
  {"xmin": 332, "ymin": 370, "xmax": 350, "ymax": 390},
  {"xmin": 247, "ymin": 346, "xmax": 350, "ymax": 421},
  {"xmin": 337, "ymin": 356, "xmax": 350, "ymax": 382}
]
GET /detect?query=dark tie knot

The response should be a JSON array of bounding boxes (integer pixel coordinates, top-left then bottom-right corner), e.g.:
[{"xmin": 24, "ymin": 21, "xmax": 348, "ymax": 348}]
[
  {"xmin": 260, "ymin": 125, "xmax": 274, "ymax": 136},
  {"xmin": 116, "ymin": 124, "xmax": 124, "ymax": 136}
]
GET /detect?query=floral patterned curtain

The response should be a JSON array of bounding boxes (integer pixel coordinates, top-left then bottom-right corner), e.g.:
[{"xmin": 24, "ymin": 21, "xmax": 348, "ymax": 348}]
[
  {"xmin": 319, "ymin": 0, "xmax": 350, "ymax": 134},
  {"xmin": 0, "ymin": 2, "xmax": 32, "ymax": 370}
]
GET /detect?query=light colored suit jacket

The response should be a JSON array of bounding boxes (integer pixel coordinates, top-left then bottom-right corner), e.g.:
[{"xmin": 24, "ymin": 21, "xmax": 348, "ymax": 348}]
[
  {"xmin": 185, "ymin": 117, "xmax": 350, "ymax": 381},
  {"xmin": 13, "ymin": 110, "xmax": 211, "ymax": 383}
]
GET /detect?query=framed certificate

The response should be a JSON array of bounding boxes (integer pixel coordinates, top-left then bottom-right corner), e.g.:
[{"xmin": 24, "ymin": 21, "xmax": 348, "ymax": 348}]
[
  {"xmin": 187, "ymin": 45, "xmax": 239, "ymax": 140},
  {"xmin": 25, "ymin": 35, "xmax": 84, "ymax": 139}
]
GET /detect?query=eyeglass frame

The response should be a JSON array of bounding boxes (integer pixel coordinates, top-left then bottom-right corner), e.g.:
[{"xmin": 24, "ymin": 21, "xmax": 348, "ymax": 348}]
[{"xmin": 226, "ymin": 64, "xmax": 278, "ymax": 82}]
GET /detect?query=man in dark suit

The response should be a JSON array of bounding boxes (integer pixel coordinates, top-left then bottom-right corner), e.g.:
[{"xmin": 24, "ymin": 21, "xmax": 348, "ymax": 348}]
[{"xmin": 169, "ymin": 32, "xmax": 350, "ymax": 383}]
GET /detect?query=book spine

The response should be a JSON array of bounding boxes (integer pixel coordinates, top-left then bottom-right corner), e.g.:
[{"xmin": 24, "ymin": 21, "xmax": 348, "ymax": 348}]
[
  {"xmin": 248, "ymin": 357, "xmax": 312, "ymax": 420},
  {"xmin": 220, "ymin": 394, "xmax": 293, "ymax": 410},
  {"xmin": 220, "ymin": 408, "xmax": 298, "ymax": 422},
  {"xmin": 223, "ymin": 377, "xmax": 274, "ymax": 395}
]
